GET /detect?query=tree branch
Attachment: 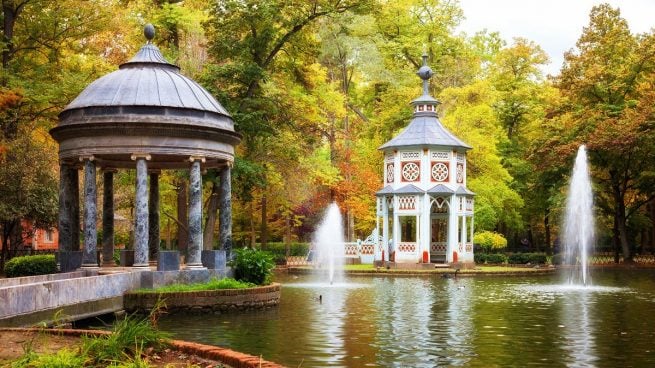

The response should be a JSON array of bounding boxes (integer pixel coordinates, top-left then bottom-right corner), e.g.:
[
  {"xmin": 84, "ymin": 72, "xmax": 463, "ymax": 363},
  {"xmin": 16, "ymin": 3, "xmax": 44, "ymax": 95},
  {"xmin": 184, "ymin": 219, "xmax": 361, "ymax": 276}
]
[{"xmin": 162, "ymin": 211, "xmax": 188, "ymax": 234}]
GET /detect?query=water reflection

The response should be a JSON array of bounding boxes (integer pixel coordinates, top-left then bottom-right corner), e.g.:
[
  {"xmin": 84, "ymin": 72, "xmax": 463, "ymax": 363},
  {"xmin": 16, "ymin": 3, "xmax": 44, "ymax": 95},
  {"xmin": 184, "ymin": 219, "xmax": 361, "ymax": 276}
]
[
  {"xmin": 156, "ymin": 271, "xmax": 655, "ymax": 368},
  {"xmin": 562, "ymin": 291, "xmax": 595, "ymax": 367},
  {"xmin": 373, "ymin": 278, "xmax": 436, "ymax": 367}
]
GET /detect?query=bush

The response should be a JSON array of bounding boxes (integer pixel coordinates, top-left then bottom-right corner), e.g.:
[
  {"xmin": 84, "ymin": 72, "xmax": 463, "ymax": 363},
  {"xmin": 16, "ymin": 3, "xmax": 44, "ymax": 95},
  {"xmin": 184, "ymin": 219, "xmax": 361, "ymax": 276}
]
[
  {"xmin": 528, "ymin": 253, "xmax": 547, "ymax": 264},
  {"xmin": 229, "ymin": 248, "xmax": 275, "ymax": 285},
  {"xmin": 259, "ymin": 242, "xmax": 309, "ymax": 257},
  {"xmin": 508, "ymin": 252, "xmax": 547, "ymax": 265},
  {"xmin": 551, "ymin": 253, "xmax": 563, "ymax": 265},
  {"xmin": 473, "ymin": 231, "xmax": 507, "ymax": 252},
  {"xmin": 474, "ymin": 253, "xmax": 487, "ymax": 264},
  {"xmin": 474, "ymin": 253, "xmax": 507, "ymax": 264},
  {"xmin": 4, "ymin": 255, "xmax": 57, "ymax": 277},
  {"xmin": 486, "ymin": 253, "xmax": 508, "ymax": 264}
]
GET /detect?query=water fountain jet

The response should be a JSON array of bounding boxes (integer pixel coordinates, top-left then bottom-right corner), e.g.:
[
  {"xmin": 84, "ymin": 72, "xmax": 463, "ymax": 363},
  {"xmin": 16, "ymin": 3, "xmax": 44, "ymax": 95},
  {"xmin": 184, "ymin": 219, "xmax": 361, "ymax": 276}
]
[
  {"xmin": 312, "ymin": 202, "xmax": 345, "ymax": 285},
  {"xmin": 563, "ymin": 145, "xmax": 594, "ymax": 286}
]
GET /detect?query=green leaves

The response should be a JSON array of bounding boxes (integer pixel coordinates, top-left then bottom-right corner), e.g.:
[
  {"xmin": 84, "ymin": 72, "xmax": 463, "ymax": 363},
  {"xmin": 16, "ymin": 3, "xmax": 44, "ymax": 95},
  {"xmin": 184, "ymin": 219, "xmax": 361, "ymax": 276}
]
[{"xmin": 229, "ymin": 248, "xmax": 275, "ymax": 285}]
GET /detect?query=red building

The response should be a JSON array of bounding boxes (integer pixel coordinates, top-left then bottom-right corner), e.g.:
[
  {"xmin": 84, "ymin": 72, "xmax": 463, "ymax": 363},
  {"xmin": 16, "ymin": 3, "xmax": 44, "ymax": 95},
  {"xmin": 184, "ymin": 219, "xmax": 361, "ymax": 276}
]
[{"xmin": 0, "ymin": 220, "xmax": 59, "ymax": 251}]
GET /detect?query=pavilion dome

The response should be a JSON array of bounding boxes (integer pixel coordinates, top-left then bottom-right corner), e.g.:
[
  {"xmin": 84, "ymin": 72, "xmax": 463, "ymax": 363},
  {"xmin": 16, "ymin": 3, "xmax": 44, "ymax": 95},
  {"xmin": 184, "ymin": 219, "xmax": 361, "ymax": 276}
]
[
  {"xmin": 63, "ymin": 43, "xmax": 230, "ymax": 118},
  {"xmin": 51, "ymin": 25, "xmax": 240, "ymax": 170},
  {"xmin": 379, "ymin": 54, "xmax": 470, "ymax": 152}
]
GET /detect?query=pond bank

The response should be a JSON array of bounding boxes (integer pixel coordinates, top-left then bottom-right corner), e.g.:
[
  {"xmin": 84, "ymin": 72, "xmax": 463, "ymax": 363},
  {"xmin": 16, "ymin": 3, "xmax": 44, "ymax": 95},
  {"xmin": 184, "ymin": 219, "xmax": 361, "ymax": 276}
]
[
  {"xmin": 0, "ymin": 328, "xmax": 286, "ymax": 368},
  {"xmin": 284, "ymin": 265, "xmax": 557, "ymax": 277}
]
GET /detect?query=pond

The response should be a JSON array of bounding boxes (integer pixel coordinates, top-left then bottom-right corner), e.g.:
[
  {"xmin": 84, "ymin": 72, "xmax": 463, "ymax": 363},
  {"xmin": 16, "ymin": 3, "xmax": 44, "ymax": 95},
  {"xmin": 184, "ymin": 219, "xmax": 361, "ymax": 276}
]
[{"xmin": 157, "ymin": 269, "xmax": 655, "ymax": 367}]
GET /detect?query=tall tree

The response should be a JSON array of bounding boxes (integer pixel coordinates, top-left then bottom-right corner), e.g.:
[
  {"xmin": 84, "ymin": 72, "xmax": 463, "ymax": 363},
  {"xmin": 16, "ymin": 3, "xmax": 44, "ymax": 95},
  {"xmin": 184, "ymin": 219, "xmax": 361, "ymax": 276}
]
[{"xmin": 553, "ymin": 4, "xmax": 655, "ymax": 261}]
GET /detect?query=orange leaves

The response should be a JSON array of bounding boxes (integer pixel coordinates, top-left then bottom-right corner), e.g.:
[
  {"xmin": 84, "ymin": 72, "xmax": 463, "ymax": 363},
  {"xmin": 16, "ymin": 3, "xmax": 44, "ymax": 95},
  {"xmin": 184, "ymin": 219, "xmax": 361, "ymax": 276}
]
[{"xmin": 0, "ymin": 89, "xmax": 22, "ymax": 111}]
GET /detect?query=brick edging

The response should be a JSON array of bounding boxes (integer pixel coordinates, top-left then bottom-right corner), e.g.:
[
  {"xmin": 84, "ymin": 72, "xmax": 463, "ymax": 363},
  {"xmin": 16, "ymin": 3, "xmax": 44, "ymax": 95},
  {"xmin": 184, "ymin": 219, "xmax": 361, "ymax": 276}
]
[{"xmin": 0, "ymin": 328, "xmax": 286, "ymax": 368}]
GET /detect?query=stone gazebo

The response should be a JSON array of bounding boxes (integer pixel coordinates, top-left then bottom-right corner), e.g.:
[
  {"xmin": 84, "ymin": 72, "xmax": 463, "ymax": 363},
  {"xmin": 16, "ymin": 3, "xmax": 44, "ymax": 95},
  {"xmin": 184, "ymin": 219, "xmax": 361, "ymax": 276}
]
[
  {"xmin": 374, "ymin": 54, "xmax": 475, "ymax": 266},
  {"xmin": 50, "ymin": 25, "xmax": 240, "ymax": 270}
]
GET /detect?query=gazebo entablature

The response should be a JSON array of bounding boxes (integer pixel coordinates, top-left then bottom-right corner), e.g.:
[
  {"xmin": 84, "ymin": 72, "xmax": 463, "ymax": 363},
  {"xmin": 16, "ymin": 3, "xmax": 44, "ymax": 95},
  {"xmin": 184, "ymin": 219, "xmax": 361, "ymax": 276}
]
[
  {"xmin": 50, "ymin": 25, "xmax": 240, "ymax": 271},
  {"xmin": 374, "ymin": 53, "xmax": 475, "ymax": 266}
]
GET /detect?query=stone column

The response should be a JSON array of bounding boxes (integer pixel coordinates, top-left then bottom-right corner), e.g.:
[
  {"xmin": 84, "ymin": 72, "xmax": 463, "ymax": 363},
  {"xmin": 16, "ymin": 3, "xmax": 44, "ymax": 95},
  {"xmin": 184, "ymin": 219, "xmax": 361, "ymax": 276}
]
[
  {"xmin": 58, "ymin": 164, "xmax": 75, "ymax": 252},
  {"xmin": 81, "ymin": 157, "xmax": 98, "ymax": 268},
  {"xmin": 132, "ymin": 154, "xmax": 150, "ymax": 268},
  {"xmin": 219, "ymin": 164, "xmax": 233, "ymax": 260},
  {"xmin": 71, "ymin": 167, "xmax": 80, "ymax": 251},
  {"xmin": 148, "ymin": 170, "xmax": 160, "ymax": 262},
  {"xmin": 187, "ymin": 157, "xmax": 205, "ymax": 269},
  {"xmin": 102, "ymin": 169, "xmax": 116, "ymax": 266}
]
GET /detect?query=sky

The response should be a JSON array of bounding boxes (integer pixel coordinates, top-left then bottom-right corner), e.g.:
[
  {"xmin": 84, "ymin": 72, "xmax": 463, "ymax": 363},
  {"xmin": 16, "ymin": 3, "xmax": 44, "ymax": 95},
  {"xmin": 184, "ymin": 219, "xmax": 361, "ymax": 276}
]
[{"xmin": 456, "ymin": 0, "xmax": 655, "ymax": 76}]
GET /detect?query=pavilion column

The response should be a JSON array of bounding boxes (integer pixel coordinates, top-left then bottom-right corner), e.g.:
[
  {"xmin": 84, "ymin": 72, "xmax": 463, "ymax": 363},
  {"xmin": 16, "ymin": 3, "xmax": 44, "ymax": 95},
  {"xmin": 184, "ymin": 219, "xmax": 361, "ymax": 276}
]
[
  {"xmin": 219, "ymin": 164, "xmax": 233, "ymax": 260},
  {"xmin": 132, "ymin": 154, "xmax": 150, "ymax": 268},
  {"xmin": 187, "ymin": 156, "xmax": 205, "ymax": 269},
  {"xmin": 448, "ymin": 195, "xmax": 458, "ymax": 263},
  {"xmin": 102, "ymin": 169, "xmax": 116, "ymax": 266},
  {"xmin": 148, "ymin": 170, "xmax": 160, "ymax": 262},
  {"xmin": 382, "ymin": 197, "xmax": 389, "ymax": 262},
  {"xmin": 81, "ymin": 157, "xmax": 98, "ymax": 268},
  {"xmin": 58, "ymin": 164, "xmax": 76, "ymax": 252},
  {"xmin": 461, "ymin": 215, "xmax": 467, "ymax": 249},
  {"xmin": 71, "ymin": 167, "xmax": 80, "ymax": 251}
]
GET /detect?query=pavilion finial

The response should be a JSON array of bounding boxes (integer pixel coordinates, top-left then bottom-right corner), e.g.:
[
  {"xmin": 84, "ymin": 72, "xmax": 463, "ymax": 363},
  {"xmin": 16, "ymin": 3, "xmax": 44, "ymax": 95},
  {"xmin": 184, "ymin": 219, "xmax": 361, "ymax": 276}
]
[
  {"xmin": 144, "ymin": 24, "xmax": 155, "ymax": 43},
  {"xmin": 417, "ymin": 52, "xmax": 433, "ymax": 96}
]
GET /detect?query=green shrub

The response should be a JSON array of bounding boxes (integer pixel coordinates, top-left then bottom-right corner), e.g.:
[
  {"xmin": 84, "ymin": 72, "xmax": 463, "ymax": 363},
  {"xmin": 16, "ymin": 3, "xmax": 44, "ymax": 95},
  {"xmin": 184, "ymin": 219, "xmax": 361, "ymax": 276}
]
[
  {"xmin": 475, "ymin": 253, "xmax": 507, "ymax": 264},
  {"xmin": 4, "ymin": 255, "xmax": 57, "ymax": 277},
  {"xmin": 474, "ymin": 253, "xmax": 487, "ymax": 264},
  {"xmin": 508, "ymin": 253, "xmax": 547, "ymax": 265},
  {"xmin": 473, "ymin": 231, "xmax": 507, "ymax": 252},
  {"xmin": 486, "ymin": 253, "xmax": 508, "ymax": 264},
  {"xmin": 528, "ymin": 253, "xmax": 547, "ymax": 264},
  {"xmin": 551, "ymin": 253, "xmax": 563, "ymax": 265},
  {"xmin": 229, "ymin": 248, "xmax": 275, "ymax": 285},
  {"xmin": 258, "ymin": 242, "xmax": 309, "ymax": 257}
]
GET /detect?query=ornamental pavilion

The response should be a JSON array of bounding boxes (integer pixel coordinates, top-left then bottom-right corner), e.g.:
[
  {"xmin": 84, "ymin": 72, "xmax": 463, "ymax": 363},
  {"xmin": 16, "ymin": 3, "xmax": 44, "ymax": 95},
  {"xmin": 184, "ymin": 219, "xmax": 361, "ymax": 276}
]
[
  {"xmin": 49, "ymin": 25, "xmax": 240, "ymax": 270},
  {"xmin": 375, "ymin": 54, "xmax": 475, "ymax": 265}
]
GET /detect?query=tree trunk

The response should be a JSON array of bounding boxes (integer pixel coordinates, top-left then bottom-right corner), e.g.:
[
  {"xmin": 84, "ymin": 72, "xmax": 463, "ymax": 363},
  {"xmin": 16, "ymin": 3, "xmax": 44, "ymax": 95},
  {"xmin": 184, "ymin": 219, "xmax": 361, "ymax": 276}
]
[
  {"xmin": 347, "ymin": 210, "xmax": 355, "ymax": 242},
  {"xmin": 203, "ymin": 181, "xmax": 219, "ymax": 250},
  {"xmin": 176, "ymin": 180, "xmax": 188, "ymax": 256},
  {"xmin": 249, "ymin": 201, "xmax": 256, "ymax": 248},
  {"xmin": 544, "ymin": 208, "xmax": 551, "ymax": 255},
  {"xmin": 260, "ymin": 193, "xmax": 268, "ymax": 249},
  {"xmin": 650, "ymin": 199, "xmax": 655, "ymax": 254},
  {"xmin": 613, "ymin": 183, "xmax": 632, "ymax": 262},
  {"xmin": 613, "ymin": 215, "xmax": 620, "ymax": 263},
  {"xmin": 284, "ymin": 213, "xmax": 292, "ymax": 258}
]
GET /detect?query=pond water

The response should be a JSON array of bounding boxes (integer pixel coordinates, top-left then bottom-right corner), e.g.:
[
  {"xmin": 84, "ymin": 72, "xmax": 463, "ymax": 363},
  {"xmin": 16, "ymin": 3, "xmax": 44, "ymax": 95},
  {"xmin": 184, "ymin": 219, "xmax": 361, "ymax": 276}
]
[{"xmin": 157, "ymin": 269, "xmax": 655, "ymax": 367}]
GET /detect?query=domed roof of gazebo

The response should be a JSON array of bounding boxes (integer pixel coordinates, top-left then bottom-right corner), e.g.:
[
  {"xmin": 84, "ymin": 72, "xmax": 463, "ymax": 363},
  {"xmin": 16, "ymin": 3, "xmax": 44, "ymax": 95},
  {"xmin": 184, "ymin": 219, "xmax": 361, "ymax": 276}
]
[
  {"xmin": 379, "ymin": 54, "xmax": 470, "ymax": 151},
  {"xmin": 64, "ymin": 43, "xmax": 230, "ymax": 116},
  {"xmin": 50, "ymin": 25, "xmax": 240, "ymax": 170}
]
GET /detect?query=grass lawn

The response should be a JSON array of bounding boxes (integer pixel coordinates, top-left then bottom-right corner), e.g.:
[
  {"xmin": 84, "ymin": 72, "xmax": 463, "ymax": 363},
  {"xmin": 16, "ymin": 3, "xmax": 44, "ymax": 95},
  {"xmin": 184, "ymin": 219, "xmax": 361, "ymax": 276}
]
[{"xmin": 134, "ymin": 277, "xmax": 255, "ymax": 293}]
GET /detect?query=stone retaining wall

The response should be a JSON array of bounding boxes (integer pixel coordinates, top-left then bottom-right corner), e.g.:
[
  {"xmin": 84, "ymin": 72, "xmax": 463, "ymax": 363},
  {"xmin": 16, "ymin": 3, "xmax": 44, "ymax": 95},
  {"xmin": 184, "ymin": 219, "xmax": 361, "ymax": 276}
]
[
  {"xmin": 124, "ymin": 283, "xmax": 281, "ymax": 314},
  {"xmin": 0, "ymin": 271, "xmax": 141, "ymax": 326},
  {"xmin": 0, "ymin": 270, "xmax": 87, "ymax": 288}
]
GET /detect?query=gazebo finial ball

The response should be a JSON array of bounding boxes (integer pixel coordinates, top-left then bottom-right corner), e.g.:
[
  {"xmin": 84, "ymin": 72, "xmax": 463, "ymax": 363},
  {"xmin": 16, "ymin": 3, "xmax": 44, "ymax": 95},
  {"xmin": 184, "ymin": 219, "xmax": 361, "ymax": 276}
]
[
  {"xmin": 417, "ymin": 65, "xmax": 433, "ymax": 80},
  {"xmin": 144, "ymin": 24, "xmax": 155, "ymax": 41}
]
